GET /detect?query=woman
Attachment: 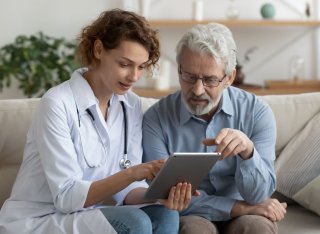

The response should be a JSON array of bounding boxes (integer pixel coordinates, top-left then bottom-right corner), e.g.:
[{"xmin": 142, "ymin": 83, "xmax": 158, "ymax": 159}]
[{"xmin": 0, "ymin": 9, "xmax": 193, "ymax": 234}]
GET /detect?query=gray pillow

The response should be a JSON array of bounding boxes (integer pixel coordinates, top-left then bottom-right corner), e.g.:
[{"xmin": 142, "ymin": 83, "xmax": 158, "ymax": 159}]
[
  {"xmin": 275, "ymin": 111, "xmax": 320, "ymax": 215},
  {"xmin": 293, "ymin": 175, "xmax": 320, "ymax": 215}
]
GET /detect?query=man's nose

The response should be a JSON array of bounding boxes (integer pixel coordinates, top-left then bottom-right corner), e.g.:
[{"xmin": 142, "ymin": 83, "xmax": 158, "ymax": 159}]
[{"xmin": 192, "ymin": 78, "xmax": 205, "ymax": 96}]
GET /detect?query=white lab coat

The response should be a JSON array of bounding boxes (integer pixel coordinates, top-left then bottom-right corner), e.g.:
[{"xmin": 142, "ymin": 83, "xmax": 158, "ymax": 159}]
[{"xmin": 0, "ymin": 68, "xmax": 148, "ymax": 234}]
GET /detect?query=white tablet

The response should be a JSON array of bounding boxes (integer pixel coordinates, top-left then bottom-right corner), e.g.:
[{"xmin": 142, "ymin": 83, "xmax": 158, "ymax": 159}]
[{"xmin": 144, "ymin": 152, "xmax": 221, "ymax": 199}]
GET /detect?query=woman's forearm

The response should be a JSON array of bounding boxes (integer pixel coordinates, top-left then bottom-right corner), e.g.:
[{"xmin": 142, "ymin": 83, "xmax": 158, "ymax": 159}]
[
  {"xmin": 84, "ymin": 169, "xmax": 135, "ymax": 208},
  {"xmin": 124, "ymin": 187, "xmax": 156, "ymax": 205}
]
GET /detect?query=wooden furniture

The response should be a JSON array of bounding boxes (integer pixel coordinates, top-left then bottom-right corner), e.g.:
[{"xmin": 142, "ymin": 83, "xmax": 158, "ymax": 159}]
[
  {"xmin": 265, "ymin": 79, "xmax": 320, "ymax": 89},
  {"xmin": 260, "ymin": 79, "xmax": 320, "ymax": 95},
  {"xmin": 133, "ymin": 80, "xmax": 320, "ymax": 98},
  {"xmin": 132, "ymin": 87, "xmax": 178, "ymax": 98},
  {"xmin": 149, "ymin": 19, "xmax": 320, "ymax": 28}
]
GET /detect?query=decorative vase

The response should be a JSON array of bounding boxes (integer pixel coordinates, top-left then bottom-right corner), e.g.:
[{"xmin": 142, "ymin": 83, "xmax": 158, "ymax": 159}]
[
  {"xmin": 140, "ymin": 0, "xmax": 150, "ymax": 18},
  {"xmin": 260, "ymin": 3, "xmax": 276, "ymax": 19},
  {"xmin": 226, "ymin": 0, "xmax": 239, "ymax": 19},
  {"xmin": 148, "ymin": 58, "xmax": 171, "ymax": 90},
  {"xmin": 122, "ymin": 0, "xmax": 135, "ymax": 11},
  {"xmin": 289, "ymin": 56, "xmax": 305, "ymax": 82},
  {"xmin": 193, "ymin": 0, "xmax": 204, "ymax": 21}
]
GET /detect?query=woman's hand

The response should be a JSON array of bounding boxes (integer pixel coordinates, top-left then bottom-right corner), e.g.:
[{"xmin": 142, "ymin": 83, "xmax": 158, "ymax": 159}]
[
  {"xmin": 129, "ymin": 159, "xmax": 166, "ymax": 181},
  {"xmin": 158, "ymin": 182, "xmax": 199, "ymax": 211}
]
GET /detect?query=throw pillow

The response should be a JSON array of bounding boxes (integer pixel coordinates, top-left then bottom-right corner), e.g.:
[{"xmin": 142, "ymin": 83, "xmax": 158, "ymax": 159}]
[
  {"xmin": 275, "ymin": 111, "xmax": 320, "ymax": 215},
  {"xmin": 293, "ymin": 175, "xmax": 320, "ymax": 215}
]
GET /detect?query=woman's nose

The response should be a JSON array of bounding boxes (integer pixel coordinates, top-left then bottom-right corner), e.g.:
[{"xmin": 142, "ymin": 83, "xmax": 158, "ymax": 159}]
[{"xmin": 128, "ymin": 68, "xmax": 141, "ymax": 82}]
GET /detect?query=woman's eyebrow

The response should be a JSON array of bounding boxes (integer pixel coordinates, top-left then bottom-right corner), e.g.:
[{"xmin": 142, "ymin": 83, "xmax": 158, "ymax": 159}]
[{"xmin": 120, "ymin": 56, "xmax": 148, "ymax": 66}]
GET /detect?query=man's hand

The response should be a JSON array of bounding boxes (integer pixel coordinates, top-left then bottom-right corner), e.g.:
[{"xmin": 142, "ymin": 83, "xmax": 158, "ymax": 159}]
[
  {"xmin": 231, "ymin": 198, "xmax": 287, "ymax": 222},
  {"xmin": 203, "ymin": 128, "xmax": 254, "ymax": 160},
  {"xmin": 158, "ymin": 182, "xmax": 200, "ymax": 211}
]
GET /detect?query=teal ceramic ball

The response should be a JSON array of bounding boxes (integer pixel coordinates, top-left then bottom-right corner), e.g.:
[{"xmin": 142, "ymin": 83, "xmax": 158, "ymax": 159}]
[{"xmin": 260, "ymin": 3, "xmax": 276, "ymax": 19}]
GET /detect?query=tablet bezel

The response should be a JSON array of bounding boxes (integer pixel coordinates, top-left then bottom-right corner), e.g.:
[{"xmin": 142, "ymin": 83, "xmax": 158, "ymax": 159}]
[{"xmin": 144, "ymin": 152, "xmax": 221, "ymax": 199}]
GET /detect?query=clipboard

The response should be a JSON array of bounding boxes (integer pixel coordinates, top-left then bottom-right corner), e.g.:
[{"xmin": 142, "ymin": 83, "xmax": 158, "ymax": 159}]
[{"xmin": 144, "ymin": 152, "xmax": 221, "ymax": 199}]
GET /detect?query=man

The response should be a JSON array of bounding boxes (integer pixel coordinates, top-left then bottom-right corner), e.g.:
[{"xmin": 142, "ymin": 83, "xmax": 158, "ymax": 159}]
[{"xmin": 142, "ymin": 23, "xmax": 287, "ymax": 234}]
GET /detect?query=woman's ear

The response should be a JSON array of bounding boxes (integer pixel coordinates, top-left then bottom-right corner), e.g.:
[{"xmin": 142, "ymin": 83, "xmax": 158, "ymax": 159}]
[
  {"xmin": 224, "ymin": 69, "xmax": 236, "ymax": 88},
  {"xmin": 93, "ymin": 39, "xmax": 104, "ymax": 60}
]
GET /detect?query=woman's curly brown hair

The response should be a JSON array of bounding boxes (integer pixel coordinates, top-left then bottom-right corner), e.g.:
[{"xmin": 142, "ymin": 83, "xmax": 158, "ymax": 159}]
[{"xmin": 77, "ymin": 9, "xmax": 160, "ymax": 72}]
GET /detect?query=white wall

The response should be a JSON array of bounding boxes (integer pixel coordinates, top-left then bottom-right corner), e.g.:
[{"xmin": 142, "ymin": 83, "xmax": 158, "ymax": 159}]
[
  {"xmin": 0, "ymin": 0, "xmax": 319, "ymax": 98},
  {"xmin": 0, "ymin": 0, "xmax": 115, "ymax": 98}
]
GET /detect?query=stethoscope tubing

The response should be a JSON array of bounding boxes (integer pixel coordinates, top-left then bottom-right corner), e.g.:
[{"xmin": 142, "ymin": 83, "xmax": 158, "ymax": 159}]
[
  {"xmin": 76, "ymin": 101, "xmax": 130, "ymax": 169},
  {"xmin": 120, "ymin": 101, "xmax": 128, "ymax": 156}
]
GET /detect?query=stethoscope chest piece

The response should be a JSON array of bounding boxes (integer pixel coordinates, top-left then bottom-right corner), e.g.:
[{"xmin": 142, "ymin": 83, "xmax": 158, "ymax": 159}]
[
  {"xmin": 119, "ymin": 156, "xmax": 131, "ymax": 169},
  {"xmin": 119, "ymin": 101, "xmax": 131, "ymax": 169}
]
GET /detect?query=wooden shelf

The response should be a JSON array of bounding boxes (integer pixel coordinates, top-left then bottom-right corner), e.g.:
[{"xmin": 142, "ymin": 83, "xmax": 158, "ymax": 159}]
[
  {"xmin": 264, "ymin": 79, "xmax": 320, "ymax": 89},
  {"xmin": 149, "ymin": 19, "xmax": 320, "ymax": 28},
  {"xmin": 133, "ymin": 81, "xmax": 320, "ymax": 98},
  {"xmin": 240, "ymin": 87, "xmax": 320, "ymax": 95},
  {"xmin": 218, "ymin": 80, "xmax": 320, "ymax": 95},
  {"xmin": 132, "ymin": 87, "xmax": 178, "ymax": 98}
]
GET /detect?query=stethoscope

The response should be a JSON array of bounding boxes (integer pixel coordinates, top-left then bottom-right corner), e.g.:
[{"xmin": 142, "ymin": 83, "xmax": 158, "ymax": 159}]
[
  {"xmin": 118, "ymin": 101, "xmax": 132, "ymax": 169},
  {"xmin": 78, "ymin": 101, "xmax": 131, "ymax": 169}
]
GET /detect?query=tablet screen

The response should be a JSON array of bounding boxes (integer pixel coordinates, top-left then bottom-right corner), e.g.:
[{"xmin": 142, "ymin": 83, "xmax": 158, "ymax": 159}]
[{"xmin": 144, "ymin": 152, "xmax": 221, "ymax": 199}]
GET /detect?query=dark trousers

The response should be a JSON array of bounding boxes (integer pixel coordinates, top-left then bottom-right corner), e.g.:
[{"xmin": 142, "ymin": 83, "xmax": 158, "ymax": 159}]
[{"xmin": 179, "ymin": 215, "xmax": 277, "ymax": 234}]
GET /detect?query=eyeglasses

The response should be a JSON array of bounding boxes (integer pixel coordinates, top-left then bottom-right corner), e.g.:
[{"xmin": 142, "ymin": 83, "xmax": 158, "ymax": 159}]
[{"xmin": 179, "ymin": 65, "xmax": 226, "ymax": 87}]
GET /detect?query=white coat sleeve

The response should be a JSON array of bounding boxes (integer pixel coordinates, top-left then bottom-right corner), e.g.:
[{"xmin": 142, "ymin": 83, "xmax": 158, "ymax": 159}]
[{"xmin": 35, "ymin": 97, "xmax": 91, "ymax": 214}]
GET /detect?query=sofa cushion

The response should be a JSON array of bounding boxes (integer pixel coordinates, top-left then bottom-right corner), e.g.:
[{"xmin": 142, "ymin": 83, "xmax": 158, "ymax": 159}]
[
  {"xmin": 277, "ymin": 205, "xmax": 320, "ymax": 234},
  {"xmin": 275, "ymin": 110, "xmax": 320, "ymax": 215},
  {"xmin": 140, "ymin": 96, "xmax": 158, "ymax": 113},
  {"xmin": 293, "ymin": 175, "xmax": 320, "ymax": 216},
  {"xmin": 0, "ymin": 98, "xmax": 39, "ymax": 165},
  {"xmin": 261, "ymin": 92, "xmax": 320, "ymax": 156},
  {"xmin": 0, "ymin": 98, "xmax": 40, "ymax": 207}
]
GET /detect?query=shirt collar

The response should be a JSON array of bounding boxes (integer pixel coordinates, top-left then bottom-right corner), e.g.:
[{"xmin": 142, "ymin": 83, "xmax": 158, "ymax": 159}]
[
  {"xmin": 179, "ymin": 88, "xmax": 234, "ymax": 125},
  {"xmin": 220, "ymin": 88, "xmax": 234, "ymax": 116},
  {"xmin": 116, "ymin": 93, "xmax": 133, "ymax": 109},
  {"xmin": 69, "ymin": 68, "xmax": 96, "ymax": 112},
  {"xmin": 179, "ymin": 94, "xmax": 194, "ymax": 125},
  {"xmin": 69, "ymin": 68, "xmax": 133, "ymax": 112}
]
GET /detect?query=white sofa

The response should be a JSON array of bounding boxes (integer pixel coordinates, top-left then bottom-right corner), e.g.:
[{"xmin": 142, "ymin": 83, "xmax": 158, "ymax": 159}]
[{"xmin": 1, "ymin": 93, "xmax": 320, "ymax": 233}]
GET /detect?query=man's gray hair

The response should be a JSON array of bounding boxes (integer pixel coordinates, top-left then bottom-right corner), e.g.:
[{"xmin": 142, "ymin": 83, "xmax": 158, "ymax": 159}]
[{"xmin": 176, "ymin": 23, "xmax": 237, "ymax": 76}]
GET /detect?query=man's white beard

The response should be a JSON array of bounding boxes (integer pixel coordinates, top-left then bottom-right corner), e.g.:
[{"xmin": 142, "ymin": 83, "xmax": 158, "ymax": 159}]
[
  {"xmin": 192, "ymin": 102, "xmax": 214, "ymax": 115},
  {"xmin": 182, "ymin": 93, "xmax": 215, "ymax": 116}
]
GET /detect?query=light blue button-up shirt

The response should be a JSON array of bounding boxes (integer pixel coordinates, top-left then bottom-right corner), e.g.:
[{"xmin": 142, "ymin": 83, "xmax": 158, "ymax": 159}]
[{"xmin": 142, "ymin": 87, "xmax": 277, "ymax": 221}]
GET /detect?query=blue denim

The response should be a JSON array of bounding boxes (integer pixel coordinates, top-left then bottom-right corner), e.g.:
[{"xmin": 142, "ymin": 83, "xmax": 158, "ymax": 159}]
[{"xmin": 100, "ymin": 204, "xmax": 179, "ymax": 234}]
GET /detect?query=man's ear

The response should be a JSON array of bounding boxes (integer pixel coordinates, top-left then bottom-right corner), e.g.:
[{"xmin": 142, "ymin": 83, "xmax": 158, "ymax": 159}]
[
  {"xmin": 224, "ymin": 69, "xmax": 236, "ymax": 88},
  {"xmin": 93, "ymin": 39, "xmax": 104, "ymax": 60}
]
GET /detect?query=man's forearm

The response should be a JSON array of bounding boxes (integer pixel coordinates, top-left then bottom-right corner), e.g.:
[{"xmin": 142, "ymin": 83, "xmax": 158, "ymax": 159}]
[
  {"xmin": 230, "ymin": 200, "xmax": 251, "ymax": 218},
  {"xmin": 231, "ymin": 199, "xmax": 287, "ymax": 222}
]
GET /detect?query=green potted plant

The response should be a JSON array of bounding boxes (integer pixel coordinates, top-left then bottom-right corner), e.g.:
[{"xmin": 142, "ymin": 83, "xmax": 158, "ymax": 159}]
[{"xmin": 0, "ymin": 32, "xmax": 79, "ymax": 97}]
